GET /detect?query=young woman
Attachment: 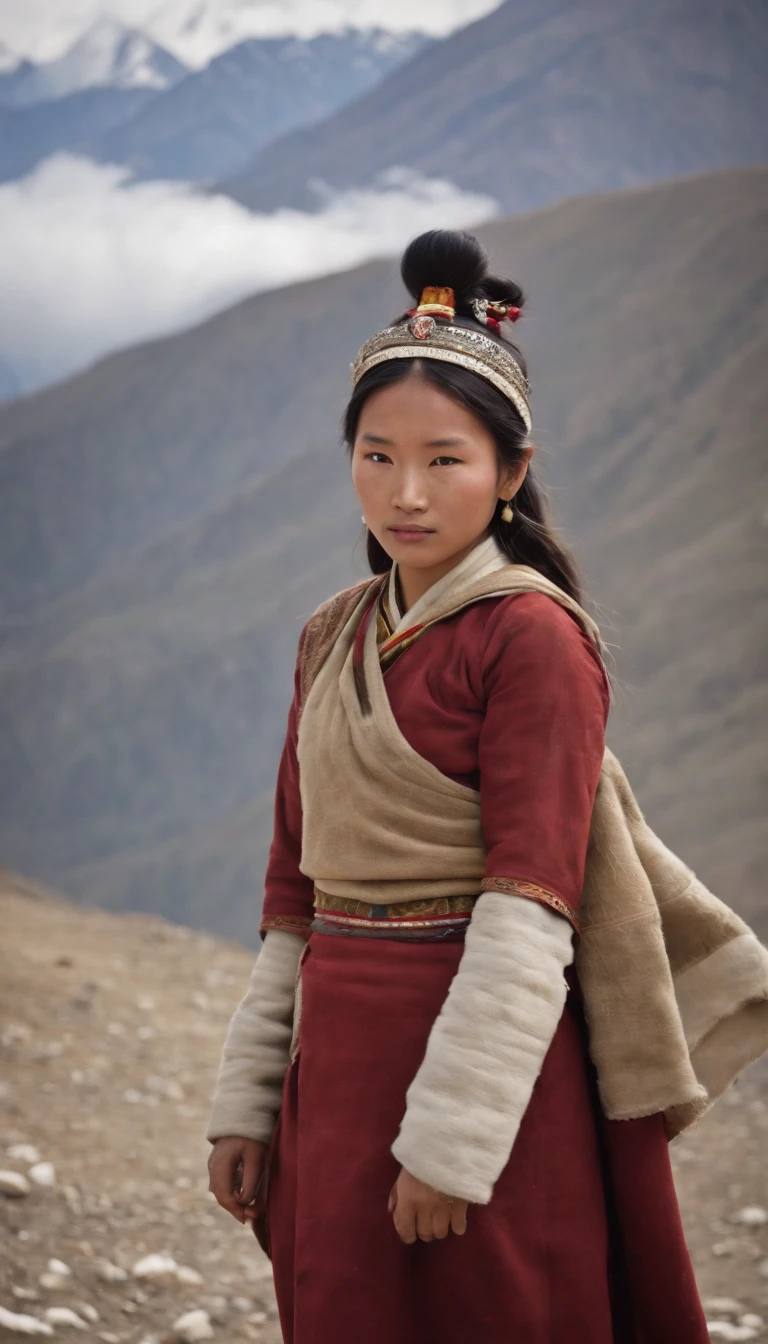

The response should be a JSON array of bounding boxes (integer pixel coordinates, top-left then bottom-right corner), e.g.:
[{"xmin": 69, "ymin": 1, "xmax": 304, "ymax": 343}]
[{"xmin": 205, "ymin": 230, "xmax": 712, "ymax": 1341}]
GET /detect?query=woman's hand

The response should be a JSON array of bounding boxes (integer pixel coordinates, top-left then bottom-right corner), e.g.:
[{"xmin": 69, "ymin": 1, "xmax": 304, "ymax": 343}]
[
  {"xmin": 388, "ymin": 1166, "xmax": 469, "ymax": 1243},
  {"xmin": 208, "ymin": 1136, "xmax": 268, "ymax": 1224}
]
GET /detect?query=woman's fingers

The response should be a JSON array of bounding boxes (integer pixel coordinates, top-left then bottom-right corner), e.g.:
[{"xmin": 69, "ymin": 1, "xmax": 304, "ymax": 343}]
[
  {"xmin": 238, "ymin": 1143, "xmax": 264, "ymax": 1209},
  {"xmin": 392, "ymin": 1196, "xmax": 418, "ymax": 1244},
  {"xmin": 430, "ymin": 1205, "xmax": 452, "ymax": 1240},
  {"xmin": 207, "ymin": 1137, "xmax": 268, "ymax": 1225},
  {"xmin": 388, "ymin": 1167, "xmax": 471, "ymax": 1243},
  {"xmin": 208, "ymin": 1146, "xmax": 245, "ymax": 1223},
  {"xmin": 415, "ymin": 1202, "xmax": 436, "ymax": 1242}
]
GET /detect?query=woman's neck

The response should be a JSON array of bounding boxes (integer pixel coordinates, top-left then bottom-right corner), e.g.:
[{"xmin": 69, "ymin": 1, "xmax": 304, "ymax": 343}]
[{"xmin": 395, "ymin": 531, "xmax": 493, "ymax": 614}]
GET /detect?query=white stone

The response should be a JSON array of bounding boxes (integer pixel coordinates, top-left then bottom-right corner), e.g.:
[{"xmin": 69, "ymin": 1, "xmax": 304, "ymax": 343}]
[
  {"xmin": 739, "ymin": 1318, "xmax": 764, "ymax": 1330},
  {"xmin": 0, "ymin": 1169, "xmax": 30, "ymax": 1197},
  {"xmin": 704, "ymin": 1301, "xmax": 745, "ymax": 1316},
  {"xmin": 132, "ymin": 1252, "xmax": 178, "ymax": 1279},
  {"xmin": 0, "ymin": 1306, "xmax": 54, "ymax": 1335},
  {"xmin": 711, "ymin": 1239, "xmax": 739, "ymax": 1256},
  {"xmin": 40, "ymin": 1273, "xmax": 69, "ymax": 1291},
  {"xmin": 97, "ymin": 1335, "xmax": 120, "ymax": 1343},
  {"xmin": 78, "ymin": 1304, "xmax": 99, "ymax": 1323},
  {"xmin": 172, "ymin": 1310, "xmax": 214, "ymax": 1342},
  {"xmin": 7, "ymin": 1144, "xmax": 41, "ymax": 1164},
  {"xmin": 96, "ymin": 1259, "xmax": 128, "ymax": 1283},
  {"xmin": 175, "ymin": 1266, "xmax": 204, "ymax": 1286},
  {"xmin": 44, "ymin": 1306, "xmax": 88, "ymax": 1329},
  {"xmin": 47, "ymin": 1259, "xmax": 71, "ymax": 1277},
  {"xmin": 706, "ymin": 1324, "xmax": 759, "ymax": 1342},
  {"xmin": 11, "ymin": 1289, "xmax": 38, "ymax": 1303},
  {"xmin": 231, "ymin": 1297, "xmax": 253, "ymax": 1313},
  {"xmin": 758, "ymin": 1258, "xmax": 768, "ymax": 1278},
  {"xmin": 201, "ymin": 1296, "xmax": 227, "ymax": 1323},
  {"xmin": 29, "ymin": 1162, "xmax": 55, "ymax": 1187},
  {"xmin": 731, "ymin": 1205, "xmax": 768, "ymax": 1227}
]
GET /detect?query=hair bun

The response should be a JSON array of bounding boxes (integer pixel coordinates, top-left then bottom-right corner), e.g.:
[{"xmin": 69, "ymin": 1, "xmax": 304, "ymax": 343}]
[
  {"xmin": 476, "ymin": 272, "xmax": 525, "ymax": 315},
  {"xmin": 400, "ymin": 229, "xmax": 488, "ymax": 305}
]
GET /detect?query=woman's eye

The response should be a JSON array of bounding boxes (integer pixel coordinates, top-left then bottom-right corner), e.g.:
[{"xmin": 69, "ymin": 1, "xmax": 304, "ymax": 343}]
[
  {"xmin": 432, "ymin": 456, "xmax": 460, "ymax": 466},
  {"xmin": 365, "ymin": 452, "xmax": 389, "ymax": 463}
]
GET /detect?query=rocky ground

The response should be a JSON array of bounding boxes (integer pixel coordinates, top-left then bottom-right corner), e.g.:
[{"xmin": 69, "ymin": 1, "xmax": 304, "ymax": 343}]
[{"xmin": 1, "ymin": 867, "xmax": 767, "ymax": 1341}]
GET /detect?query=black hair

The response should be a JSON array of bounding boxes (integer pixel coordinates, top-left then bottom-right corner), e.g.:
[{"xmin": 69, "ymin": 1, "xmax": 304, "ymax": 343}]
[{"xmin": 342, "ymin": 228, "xmax": 584, "ymax": 605}]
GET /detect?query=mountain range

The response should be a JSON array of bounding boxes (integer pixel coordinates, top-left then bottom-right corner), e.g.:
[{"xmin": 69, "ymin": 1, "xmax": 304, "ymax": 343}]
[
  {"xmin": 0, "ymin": 22, "xmax": 429, "ymax": 185},
  {"xmin": 0, "ymin": 0, "xmax": 494, "ymax": 70},
  {"xmin": 0, "ymin": 16, "xmax": 188, "ymax": 107},
  {"xmin": 89, "ymin": 29, "xmax": 430, "ymax": 184},
  {"xmin": 219, "ymin": 0, "xmax": 768, "ymax": 217},
  {"xmin": 0, "ymin": 166, "xmax": 765, "ymax": 946}
]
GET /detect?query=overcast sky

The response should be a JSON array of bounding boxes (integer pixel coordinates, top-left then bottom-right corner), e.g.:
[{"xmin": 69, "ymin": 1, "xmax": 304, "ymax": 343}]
[{"xmin": 0, "ymin": 0, "xmax": 501, "ymax": 65}]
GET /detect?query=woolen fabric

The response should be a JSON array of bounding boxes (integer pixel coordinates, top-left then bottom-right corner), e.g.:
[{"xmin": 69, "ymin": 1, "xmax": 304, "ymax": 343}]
[{"xmin": 265, "ymin": 929, "xmax": 709, "ymax": 1343}]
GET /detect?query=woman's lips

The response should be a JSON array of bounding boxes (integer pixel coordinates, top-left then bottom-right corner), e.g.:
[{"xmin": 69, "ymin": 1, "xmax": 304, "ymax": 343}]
[{"xmin": 388, "ymin": 527, "xmax": 435, "ymax": 541}]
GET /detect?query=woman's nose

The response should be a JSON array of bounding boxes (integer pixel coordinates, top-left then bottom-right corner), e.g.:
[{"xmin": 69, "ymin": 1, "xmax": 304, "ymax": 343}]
[{"xmin": 391, "ymin": 473, "xmax": 429, "ymax": 510}]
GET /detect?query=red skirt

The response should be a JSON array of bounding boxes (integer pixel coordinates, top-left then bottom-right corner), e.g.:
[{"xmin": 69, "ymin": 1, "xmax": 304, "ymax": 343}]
[{"xmin": 264, "ymin": 930, "xmax": 709, "ymax": 1344}]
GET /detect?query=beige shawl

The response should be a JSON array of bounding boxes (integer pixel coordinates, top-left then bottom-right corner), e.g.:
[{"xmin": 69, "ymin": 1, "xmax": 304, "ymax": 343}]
[{"xmin": 294, "ymin": 559, "xmax": 768, "ymax": 1140}]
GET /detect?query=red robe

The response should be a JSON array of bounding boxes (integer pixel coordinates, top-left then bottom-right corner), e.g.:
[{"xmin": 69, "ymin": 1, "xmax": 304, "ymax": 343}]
[{"xmin": 260, "ymin": 591, "xmax": 709, "ymax": 1342}]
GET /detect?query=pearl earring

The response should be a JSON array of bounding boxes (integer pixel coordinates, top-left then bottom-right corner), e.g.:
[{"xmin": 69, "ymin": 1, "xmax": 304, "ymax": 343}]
[{"xmin": 500, "ymin": 498, "xmax": 514, "ymax": 523}]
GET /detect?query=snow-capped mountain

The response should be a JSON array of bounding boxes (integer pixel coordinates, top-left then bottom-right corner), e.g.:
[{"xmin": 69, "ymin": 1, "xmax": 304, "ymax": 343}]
[
  {"xmin": 0, "ymin": 0, "xmax": 500, "ymax": 69},
  {"xmin": 0, "ymin": 26, "xmax": 430, "ymax": 187},
  {"xmin": 0, "ymin": 17, "xmax": 188, "ymax": 109},
  {"xmin": 90, "ymin": 28, "xmax": 431, "ymax": 182}
]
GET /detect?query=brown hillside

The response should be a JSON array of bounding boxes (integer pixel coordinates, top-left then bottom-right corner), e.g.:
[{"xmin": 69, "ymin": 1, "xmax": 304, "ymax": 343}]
[{"xmin": 0, "ymin": 868, "xmax": 282, "ymax": 1341}]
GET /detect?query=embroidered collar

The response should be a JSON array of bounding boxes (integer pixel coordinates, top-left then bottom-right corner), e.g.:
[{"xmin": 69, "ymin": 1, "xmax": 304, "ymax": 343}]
[{"xmin": 375, "ymin": 531, "xmax": 509, "ymax": 671}]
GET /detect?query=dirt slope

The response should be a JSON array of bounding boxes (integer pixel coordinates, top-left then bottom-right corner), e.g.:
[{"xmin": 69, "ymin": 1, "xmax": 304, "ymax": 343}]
[{"xmin": 1, "ymin": 869, "xmax": 767, "ymax": 1339}]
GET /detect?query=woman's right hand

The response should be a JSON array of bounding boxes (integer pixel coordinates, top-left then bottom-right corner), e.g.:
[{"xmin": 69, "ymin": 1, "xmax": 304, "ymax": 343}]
[{"xmin": 208, "ymin": 1136, "xmax": 268, "ymax": 1224}]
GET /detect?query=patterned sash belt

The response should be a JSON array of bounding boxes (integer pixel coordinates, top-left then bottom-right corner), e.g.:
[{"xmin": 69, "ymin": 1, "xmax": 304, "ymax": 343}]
[{"xmin": 311, "ymin": 887, "xmax": 476, "ymax": 941}]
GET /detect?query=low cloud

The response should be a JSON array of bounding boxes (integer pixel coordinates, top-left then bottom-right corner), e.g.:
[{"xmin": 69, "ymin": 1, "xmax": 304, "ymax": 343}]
[{"xmin": 0, "ymin": 155, "xmax": 499, "ymax": 397}]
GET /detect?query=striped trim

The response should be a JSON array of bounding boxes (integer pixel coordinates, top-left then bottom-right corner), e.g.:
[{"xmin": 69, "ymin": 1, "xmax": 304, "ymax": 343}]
[
  {"xmin": 259, "ymin": 913, "xmax": 313, "ymax": 939},
  {"xmin": 313, "ymin": 911, "xmax": 472, "ymax": 931},
  {"xmin": 480, "ymin": 876, "xmax": 580, "ymax": 934}
]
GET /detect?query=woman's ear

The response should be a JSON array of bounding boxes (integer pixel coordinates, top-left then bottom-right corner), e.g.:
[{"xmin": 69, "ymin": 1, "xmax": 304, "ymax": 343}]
[{"xmin": 500, "ymin": 446, "xmax": 534, "ymax": 498}]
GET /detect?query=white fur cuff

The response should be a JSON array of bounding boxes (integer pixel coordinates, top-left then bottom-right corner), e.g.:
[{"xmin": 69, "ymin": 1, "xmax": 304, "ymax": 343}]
[
  {"xmin": 390, "ymin": 891, "xmax": 574, "ymax": 1204},
  {"xmin": 205, "ymin": 929, "xmax": 304, "ymax": 1146}
]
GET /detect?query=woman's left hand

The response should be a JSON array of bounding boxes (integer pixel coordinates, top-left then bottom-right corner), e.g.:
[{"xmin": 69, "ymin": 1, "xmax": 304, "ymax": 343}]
[{"xmin": 388, "ymin": 1166, "xmax": 468, "ymax": 1243}]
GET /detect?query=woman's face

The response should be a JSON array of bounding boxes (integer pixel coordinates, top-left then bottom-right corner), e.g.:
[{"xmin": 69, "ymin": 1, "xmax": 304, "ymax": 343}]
[{"xmin": 351, "ymin": 368, "xmax": 528, "ymax": 573}]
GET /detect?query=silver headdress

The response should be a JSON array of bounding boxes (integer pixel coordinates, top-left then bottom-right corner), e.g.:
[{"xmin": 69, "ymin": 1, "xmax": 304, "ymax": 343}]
[{"xmin": 351, "ymin": 288, "xmax": 532, "ymax": 433}]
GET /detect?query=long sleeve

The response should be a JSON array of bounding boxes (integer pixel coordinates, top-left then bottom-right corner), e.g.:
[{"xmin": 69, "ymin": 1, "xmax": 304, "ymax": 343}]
[
  {"xmin": 478, "ymin": 592, "xmax": 610, "ymax": 927},
  {"xmin": 259, "ymin": 624, "xmax": 316, "ymax": 942},
  {"xmin": 206, "ymin": 929, "xmax": 304, "ymax": 1144},
  {"xmin": 390, "ymin": 594, "xmax": 609, "ymax": 1203}
]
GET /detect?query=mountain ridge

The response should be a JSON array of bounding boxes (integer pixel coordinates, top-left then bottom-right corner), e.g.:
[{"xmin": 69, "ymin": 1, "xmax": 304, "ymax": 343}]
[{"xmin": 217, "ymin": 0, "xmax": 768, "ymax": 217}]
